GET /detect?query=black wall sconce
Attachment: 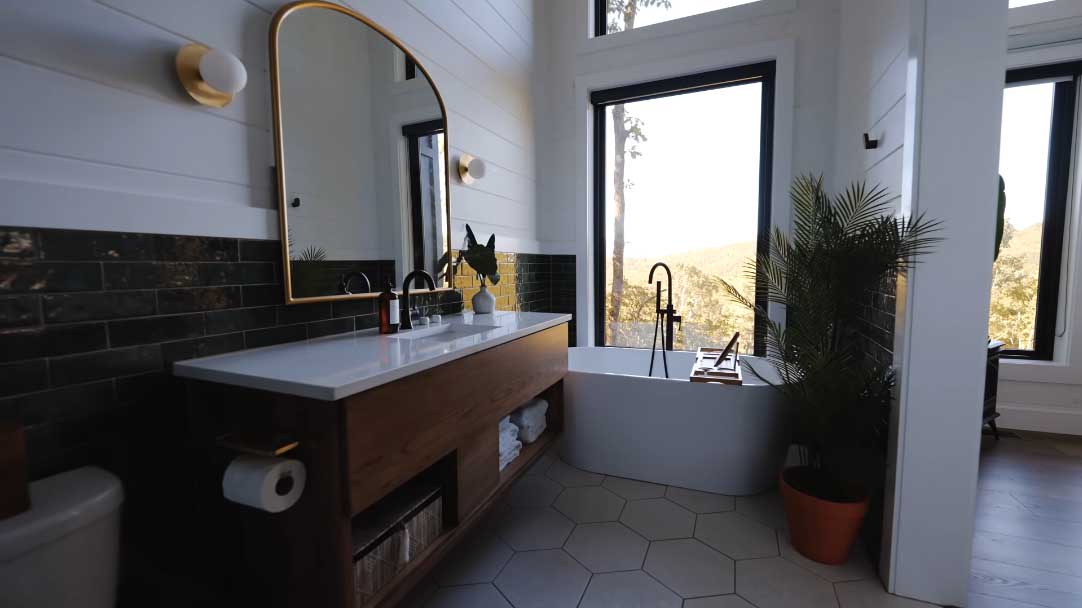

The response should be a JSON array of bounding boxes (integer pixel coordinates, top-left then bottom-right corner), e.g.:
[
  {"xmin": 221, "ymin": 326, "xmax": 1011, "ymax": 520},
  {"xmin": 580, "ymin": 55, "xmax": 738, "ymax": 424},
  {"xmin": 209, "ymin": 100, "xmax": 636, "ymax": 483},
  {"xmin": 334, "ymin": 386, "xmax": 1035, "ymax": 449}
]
[{"xmin": 863, "ymin": 132, "xmax": 880, "ymax": 150}]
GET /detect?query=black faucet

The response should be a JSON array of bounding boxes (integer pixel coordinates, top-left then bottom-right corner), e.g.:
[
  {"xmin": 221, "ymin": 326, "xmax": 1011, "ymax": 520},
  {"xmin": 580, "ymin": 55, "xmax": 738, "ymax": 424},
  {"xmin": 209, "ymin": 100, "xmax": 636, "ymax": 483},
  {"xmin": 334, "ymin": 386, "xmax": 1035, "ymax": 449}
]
[
  {"xmin": 400, "ymin": 270, "xmax": 436, "ymax": 330},
  {"xmin": 648, "ymin": 262, "xmax": 681, "ymax": 351},
  {"xmin": 338, "ymin": 271, "xmax": 371, "ymax": 295}
]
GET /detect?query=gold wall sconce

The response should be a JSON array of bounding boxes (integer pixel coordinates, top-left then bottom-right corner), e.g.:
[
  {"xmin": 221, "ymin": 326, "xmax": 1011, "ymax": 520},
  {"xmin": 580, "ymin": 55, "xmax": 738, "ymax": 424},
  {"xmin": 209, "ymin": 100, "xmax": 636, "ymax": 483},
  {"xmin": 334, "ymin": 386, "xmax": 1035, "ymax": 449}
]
[
  {"xmin": 175, "ymin": 43, "xmax": 248, "ymax": 108},
  {"xmin": 458, "ymin": 154, "xmax": 487, "ymax": 185}
]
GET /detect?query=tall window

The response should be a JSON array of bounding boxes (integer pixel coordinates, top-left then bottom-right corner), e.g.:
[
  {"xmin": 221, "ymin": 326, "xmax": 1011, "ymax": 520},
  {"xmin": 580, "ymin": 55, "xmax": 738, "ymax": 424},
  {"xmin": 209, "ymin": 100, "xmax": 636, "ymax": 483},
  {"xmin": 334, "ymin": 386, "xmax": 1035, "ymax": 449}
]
[
  {"xmin": 992, "ymin": 63, "xmax": 1073, "ymax": 359},
  {"xmin": 592, "ymin": 62, "xmax": 775, "ymax": 354},
  {"xmin": 595, "ymin": 0, "xmax": 762, "ymax": 36}
]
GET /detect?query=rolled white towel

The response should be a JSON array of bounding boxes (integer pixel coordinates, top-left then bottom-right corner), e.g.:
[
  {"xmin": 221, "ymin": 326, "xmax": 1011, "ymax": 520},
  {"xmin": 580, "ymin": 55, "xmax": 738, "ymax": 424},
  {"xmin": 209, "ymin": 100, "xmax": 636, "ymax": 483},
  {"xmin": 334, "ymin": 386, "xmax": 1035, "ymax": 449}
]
[
  {"xmin": 499, "ymin": 439, "xmax": 522, "ymax": 471},
  {"xmin": 499, "ymin": 417, "xmax": 519, "ymax": 453},
  {"xmin": 511, "ymin": 398, "xmax": 548, "ymax": 444}
]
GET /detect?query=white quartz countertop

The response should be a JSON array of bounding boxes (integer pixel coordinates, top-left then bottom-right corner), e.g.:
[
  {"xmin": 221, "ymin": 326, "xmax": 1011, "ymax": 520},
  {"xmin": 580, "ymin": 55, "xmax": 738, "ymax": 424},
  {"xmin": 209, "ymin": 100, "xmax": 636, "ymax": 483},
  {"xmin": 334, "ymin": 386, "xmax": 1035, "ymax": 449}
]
[{"xmin": 173, "ymin": 311, "xmax": 571, "ymax": 401}]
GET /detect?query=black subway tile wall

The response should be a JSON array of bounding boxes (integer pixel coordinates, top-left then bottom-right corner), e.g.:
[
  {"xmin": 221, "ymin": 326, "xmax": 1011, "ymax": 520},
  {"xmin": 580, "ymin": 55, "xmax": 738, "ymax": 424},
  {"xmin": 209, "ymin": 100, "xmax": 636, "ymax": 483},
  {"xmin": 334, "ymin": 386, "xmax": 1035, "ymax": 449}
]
[
  {"xmin": 0, "ymin": 225, "xmax": 577, "ymax": 480},
  {"xmin": 857, "ymin": 274, "xmax": 898, "ymax": 367},
  {"xmin": 0, "ymin": 226, "xmax": 465, "ymax": 480}
]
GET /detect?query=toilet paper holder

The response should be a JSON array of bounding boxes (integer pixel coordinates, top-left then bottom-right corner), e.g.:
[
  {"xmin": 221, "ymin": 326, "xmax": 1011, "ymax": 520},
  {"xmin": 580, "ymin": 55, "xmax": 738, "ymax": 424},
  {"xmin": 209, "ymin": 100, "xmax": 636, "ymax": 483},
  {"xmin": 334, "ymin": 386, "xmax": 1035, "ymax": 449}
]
[{"xmin": 217, "ymin": 430, "xmax": 300, "ymax": 457}]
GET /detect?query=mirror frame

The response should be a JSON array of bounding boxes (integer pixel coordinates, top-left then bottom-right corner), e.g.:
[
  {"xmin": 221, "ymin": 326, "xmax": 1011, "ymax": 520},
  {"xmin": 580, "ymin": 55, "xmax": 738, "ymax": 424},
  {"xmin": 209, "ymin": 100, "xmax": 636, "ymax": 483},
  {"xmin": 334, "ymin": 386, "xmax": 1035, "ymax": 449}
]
[{"xmin": 269, "ymin": 1, "xmax": 455, "ymax": 304}]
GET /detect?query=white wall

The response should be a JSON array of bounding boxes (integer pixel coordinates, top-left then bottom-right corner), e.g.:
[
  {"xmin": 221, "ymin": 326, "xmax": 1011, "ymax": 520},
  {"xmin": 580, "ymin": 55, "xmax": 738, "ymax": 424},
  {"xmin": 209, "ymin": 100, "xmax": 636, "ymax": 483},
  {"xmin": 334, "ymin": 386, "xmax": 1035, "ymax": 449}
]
[
  {"xmin": 832, "ymin": 0, "xmax": 908, "ymax": 199},
  {"xmin": 995, "ymin": 3, "xmax": 1082, "ymax": 436},
  {"xmin": 887, "ymin": 2, "xmax": 1008, "ymax": 605},
  {"xmin": 537, "ymin": 0, "xmax": 841, "ymax": 346},
  {"xmin": 0, "ymin": 0, "xmax": 542, "ymax": 253}
]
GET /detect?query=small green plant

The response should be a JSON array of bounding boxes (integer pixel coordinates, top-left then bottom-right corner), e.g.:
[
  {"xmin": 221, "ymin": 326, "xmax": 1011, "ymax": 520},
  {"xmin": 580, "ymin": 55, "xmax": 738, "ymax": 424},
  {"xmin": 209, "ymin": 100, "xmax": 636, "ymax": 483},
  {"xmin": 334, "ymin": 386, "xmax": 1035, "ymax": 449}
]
[
  {"xmin": 722, "ymin": 174, "xmax": 941, "ymax": 493},
  {"xmin": 297, "ymin": 246, "xmax": 327, "ymax": 262},
  {"xmin": 451, "ymin": 224, "xmax": 500, "ymax": 287},
  {"xmin": 286, "ymin": 227, "xmax": 327, "ymax": 262}
]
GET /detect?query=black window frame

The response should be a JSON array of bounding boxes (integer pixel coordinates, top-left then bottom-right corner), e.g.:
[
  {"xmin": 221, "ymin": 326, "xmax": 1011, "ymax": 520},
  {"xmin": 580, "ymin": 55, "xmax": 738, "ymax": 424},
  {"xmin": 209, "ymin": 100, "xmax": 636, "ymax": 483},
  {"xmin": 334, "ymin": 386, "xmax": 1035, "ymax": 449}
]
[
  {"xmin": 402, "ymin": 119, "xmax": 446, "ymax": 288},
  {"xmin": 590, "ymin": 61, "xmax": 776, "ymax": 353},
  {"xmin": 998, "ymin": 62, "xmax": 1075, "ymax": 360},
  {"xmin": 593, "ymin": 0, "xmax": 607, "ymax": 37}
]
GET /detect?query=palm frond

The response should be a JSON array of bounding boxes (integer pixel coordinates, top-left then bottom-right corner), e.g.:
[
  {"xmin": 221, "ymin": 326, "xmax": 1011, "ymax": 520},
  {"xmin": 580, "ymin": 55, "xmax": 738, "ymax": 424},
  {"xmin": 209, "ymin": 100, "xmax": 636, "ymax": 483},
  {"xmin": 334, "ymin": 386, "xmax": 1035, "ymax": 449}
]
[{"xmin": 720, "ymin": 174, "xmax": 941, "ymax": 481}]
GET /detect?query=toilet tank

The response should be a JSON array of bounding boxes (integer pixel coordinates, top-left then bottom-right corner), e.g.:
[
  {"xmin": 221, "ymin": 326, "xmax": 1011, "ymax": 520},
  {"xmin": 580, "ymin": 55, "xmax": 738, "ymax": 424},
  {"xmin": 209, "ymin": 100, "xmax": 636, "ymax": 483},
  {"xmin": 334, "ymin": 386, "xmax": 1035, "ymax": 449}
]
[{"xmin": 0, "ymin": 466, "xmax": 124, "ymax": 608}]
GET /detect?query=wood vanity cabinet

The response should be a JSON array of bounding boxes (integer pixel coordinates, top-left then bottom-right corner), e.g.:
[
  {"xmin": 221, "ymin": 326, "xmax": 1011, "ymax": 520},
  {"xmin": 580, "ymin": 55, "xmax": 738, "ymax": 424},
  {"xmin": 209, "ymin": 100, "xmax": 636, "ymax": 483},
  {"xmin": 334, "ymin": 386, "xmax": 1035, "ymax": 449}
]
[{"xmin": 187, "ymin": 323, "xmax": 568, "ymax": 608}]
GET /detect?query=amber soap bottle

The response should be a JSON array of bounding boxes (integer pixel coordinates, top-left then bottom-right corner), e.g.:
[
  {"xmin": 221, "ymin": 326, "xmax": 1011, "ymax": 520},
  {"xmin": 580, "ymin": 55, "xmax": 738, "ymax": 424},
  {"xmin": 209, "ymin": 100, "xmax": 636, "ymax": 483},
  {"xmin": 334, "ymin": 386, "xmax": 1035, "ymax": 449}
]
[{"xmin": 379, "ymin": 280, "xmax": 400, "ymax": 334}]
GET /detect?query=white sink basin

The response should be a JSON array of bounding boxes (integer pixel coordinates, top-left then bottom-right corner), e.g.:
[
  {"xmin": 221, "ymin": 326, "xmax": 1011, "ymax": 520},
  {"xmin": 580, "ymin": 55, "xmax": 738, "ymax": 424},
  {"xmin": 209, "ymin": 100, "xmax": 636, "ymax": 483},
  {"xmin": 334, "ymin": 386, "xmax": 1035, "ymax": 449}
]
[{"xmin": 392, "ymin": 323, "xmax": 500, "ymax": 342}]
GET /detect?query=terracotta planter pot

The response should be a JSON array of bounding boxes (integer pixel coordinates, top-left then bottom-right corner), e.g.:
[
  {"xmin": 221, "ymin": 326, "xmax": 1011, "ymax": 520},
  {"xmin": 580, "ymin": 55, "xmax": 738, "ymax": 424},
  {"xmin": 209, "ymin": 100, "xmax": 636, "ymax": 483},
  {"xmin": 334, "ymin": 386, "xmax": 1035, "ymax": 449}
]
[{"xmin": 779, "ymin": 466, "xmax": 869, "ymax": 565}]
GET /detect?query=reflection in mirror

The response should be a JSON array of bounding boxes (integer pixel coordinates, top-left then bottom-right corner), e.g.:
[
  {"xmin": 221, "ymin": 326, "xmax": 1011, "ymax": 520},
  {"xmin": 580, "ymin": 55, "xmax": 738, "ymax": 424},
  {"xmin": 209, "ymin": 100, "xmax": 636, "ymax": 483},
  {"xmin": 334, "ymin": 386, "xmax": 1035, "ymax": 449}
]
[{"xmin": 274, "ymin": 4, "xmax": 450, "ymax": 302}]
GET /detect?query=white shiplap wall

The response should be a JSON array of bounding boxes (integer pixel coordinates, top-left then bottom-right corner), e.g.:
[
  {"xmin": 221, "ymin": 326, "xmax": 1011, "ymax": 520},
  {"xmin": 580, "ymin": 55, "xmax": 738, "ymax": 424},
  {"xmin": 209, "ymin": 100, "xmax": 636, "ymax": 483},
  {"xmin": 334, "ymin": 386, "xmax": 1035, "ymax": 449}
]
[
  {"xmin": 0, "ymin": 0, "xmax": 543, "ymax": 253},
  {"xmin": 833, "ymin": 0, "xmax": 908, "ymax": 198}
]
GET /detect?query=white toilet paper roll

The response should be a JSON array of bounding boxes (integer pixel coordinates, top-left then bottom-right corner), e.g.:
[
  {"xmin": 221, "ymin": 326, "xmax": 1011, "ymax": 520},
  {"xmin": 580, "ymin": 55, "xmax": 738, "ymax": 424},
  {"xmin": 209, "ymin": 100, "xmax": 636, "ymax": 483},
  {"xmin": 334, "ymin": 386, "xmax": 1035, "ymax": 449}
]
[{"xmin": 222, "ymin": 455, "xmax": 306, "ymax": 513}]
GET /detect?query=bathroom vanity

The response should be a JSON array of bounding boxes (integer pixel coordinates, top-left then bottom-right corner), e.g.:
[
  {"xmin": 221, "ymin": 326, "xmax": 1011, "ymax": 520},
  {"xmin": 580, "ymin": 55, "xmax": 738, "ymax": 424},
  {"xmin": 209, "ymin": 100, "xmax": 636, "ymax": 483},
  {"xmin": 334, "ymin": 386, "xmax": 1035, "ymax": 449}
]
[
  {"xmin": 171, "ymin": 4, "xmax": 575, "ymax": 605},
  {"xmin": 176, "ymin": 312, "xmax": 570, "ymax": 608}
]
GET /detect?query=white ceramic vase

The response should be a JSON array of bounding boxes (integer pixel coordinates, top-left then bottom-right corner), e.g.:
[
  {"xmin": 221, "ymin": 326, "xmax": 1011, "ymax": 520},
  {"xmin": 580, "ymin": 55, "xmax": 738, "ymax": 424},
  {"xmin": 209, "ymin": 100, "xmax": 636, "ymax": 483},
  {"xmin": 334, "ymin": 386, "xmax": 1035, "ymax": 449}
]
[{"xmin": 472, "ymin": 284, "xmax": 496, "ymax": 314}]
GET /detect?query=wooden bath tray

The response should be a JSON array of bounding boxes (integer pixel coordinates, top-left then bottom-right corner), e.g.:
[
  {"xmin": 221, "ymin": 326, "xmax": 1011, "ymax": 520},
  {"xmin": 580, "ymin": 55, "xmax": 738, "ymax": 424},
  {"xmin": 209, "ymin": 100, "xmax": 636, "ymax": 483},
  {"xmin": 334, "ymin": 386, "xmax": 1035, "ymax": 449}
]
[{"xmin": 690, "ymin": 345, "xmax": 743, "ymax": 385}]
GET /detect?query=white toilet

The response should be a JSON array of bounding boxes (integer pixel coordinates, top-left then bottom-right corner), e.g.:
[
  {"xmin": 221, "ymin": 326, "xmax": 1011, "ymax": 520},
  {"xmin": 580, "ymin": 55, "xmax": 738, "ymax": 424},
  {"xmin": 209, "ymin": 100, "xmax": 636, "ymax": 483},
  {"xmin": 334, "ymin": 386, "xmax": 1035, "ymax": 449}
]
[{"xmin": 0, "ymin": 466, "xmax": 124, "ymax": 608}]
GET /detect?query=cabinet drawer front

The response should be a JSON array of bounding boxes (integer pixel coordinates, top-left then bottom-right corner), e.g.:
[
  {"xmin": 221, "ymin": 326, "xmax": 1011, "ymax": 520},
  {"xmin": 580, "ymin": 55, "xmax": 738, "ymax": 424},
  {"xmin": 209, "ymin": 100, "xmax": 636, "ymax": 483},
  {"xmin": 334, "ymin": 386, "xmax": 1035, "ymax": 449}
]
[{"xmin": 344, "ymin": 324, "xmax": 567, "ymax": 515}]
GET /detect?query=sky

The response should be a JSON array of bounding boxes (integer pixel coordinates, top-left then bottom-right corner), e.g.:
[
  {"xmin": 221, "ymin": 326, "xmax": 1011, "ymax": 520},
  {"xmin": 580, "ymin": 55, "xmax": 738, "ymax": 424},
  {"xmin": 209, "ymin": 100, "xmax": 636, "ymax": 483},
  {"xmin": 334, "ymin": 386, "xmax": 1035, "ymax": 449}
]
[
  {"xmin": 604, "ymin": 83, "xmax": 762, "ymax": 259},
  {"xmin": 630, "ymin": 0, "xmax": 759, "ymax": 28},
  {"xmin": 1000, "ymin": 83, "xmax": 1053, "ymax": 230}
]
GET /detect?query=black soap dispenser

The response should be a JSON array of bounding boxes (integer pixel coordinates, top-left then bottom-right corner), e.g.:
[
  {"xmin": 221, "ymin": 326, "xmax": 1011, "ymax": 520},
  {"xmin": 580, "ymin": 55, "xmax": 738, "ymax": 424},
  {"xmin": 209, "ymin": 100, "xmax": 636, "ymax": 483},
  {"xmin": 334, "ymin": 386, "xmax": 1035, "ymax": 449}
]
[{"xmin": 378, "ymin": 279, "xmax": 400, "ymax": 335}]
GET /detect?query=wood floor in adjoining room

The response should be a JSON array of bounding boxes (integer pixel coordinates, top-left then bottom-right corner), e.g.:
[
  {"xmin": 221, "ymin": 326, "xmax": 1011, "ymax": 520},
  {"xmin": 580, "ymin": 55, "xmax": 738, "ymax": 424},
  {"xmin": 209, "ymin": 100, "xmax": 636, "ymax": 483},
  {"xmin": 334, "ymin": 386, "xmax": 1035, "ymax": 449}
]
[{"xmin": 970, "ymin": 431, "xmax": 1082, "ymax": 608}]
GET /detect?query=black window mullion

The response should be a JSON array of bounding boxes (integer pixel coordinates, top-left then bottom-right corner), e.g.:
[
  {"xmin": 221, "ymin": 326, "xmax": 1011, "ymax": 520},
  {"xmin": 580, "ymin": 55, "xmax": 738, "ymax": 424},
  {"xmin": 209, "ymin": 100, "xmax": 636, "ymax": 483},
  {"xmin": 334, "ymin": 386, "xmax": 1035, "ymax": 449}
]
[
  {"xmin": 593, "ymin": 104, "xmax": 608, "ymax": 348},
  {"xmin": 594, "ymin": 0, "xmax": 607, "ymax": 37},
  {"xmin": 1021, "ymin": 79, "xmax": 1072, "ymax": 359}
]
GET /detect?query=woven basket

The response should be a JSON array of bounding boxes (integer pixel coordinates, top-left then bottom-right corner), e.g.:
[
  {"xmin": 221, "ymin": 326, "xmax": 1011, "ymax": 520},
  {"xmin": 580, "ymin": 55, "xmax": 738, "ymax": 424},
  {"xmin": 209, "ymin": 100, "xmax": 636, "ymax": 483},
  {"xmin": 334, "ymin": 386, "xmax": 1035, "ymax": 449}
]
[
  {"xmin": 403, "ymin": 495, "xmax": 443, "ymax": 561},
  {"xmin": 353, "ymin": 530, "xmax": 404, "ymax": 607}
]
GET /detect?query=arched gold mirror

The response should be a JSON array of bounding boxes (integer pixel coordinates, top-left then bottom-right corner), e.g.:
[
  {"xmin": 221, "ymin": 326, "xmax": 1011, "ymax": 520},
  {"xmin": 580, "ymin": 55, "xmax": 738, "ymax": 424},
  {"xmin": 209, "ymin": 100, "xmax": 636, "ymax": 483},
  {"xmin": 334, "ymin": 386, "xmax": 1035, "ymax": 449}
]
[{"xmin": 270, "ymin": 1, "xmax": 453, "ymax": 304}]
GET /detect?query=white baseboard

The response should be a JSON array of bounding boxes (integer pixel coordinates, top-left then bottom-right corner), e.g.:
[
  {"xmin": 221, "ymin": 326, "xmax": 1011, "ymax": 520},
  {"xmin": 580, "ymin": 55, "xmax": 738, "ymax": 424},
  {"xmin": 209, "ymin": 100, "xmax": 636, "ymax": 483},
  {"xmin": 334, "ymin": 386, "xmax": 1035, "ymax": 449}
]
[{"xmin": 997, "ymin": 402, "xmax": 1082, "ymax": 437}]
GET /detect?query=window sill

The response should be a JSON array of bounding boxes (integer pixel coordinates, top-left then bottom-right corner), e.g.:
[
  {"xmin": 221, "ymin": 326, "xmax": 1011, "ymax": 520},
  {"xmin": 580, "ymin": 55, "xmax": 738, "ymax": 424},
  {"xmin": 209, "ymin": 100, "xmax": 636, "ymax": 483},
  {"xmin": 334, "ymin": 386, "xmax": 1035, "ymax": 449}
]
[{"xmin": 581, "ymin": 0, "xmax": 798, "ymax": 57}]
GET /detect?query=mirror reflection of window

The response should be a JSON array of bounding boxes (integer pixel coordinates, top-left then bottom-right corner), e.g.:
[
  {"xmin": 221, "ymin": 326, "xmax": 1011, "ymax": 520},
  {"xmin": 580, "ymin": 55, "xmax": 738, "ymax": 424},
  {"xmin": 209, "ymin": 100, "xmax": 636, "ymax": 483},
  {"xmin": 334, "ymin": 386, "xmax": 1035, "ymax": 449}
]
[{"xmin": 403, "ymin": 123, "xmax": 449, "ymax": 289}]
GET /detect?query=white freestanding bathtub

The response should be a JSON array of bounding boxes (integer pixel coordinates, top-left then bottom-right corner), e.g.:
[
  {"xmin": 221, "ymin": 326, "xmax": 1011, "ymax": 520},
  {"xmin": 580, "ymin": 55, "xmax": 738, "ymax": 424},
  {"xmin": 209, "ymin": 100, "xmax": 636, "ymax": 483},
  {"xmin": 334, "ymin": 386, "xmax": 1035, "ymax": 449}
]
[{"xmin": 561, "ymin": 347, "xmax": 791, "ymax": 496}]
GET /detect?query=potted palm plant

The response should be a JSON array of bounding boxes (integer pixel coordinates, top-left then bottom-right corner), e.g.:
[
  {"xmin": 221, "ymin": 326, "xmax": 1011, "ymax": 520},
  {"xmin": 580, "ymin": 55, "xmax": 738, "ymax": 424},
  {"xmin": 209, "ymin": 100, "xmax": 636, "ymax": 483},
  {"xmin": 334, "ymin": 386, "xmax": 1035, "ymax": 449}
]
[{"xmin": 723, "ymin": 175, "xmax": 940, "ymax": 565}]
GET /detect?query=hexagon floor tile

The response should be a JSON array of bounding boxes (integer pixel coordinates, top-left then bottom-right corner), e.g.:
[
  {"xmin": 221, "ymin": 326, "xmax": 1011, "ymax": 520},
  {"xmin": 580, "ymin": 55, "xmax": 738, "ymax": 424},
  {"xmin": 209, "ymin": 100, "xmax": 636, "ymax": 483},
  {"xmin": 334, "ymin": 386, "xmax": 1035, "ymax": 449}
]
[
  {"xmin": 496, "ymin": 507, "xmax": 574, "ymax": 551},
  {"xmin": 602, "ymin": 476, "xmax": 666, "ymax": 500},
  {"xmin": 564, "ymin": 522, "xmax": 649, "ymax": 572},
  {"xmin": 546, "ymin": 460, "xmax": 605, "ymax": 487},
  {"xmin": 436, "ymin": 531, "xmax": 513, "ymax": 586},
  {"xmin": 683, "ymin": 596, "xmax": 757, "ymax": 608},
  {"xmin": 666, "ymin": 486, "xmax": 735, "ymax": 514},
  {"xmin": 554, "ymin": 486, "xmax": 626, "ymax": 523},
  {"xmin": 494, "ymin": 550, "xmax": 590, "ymax": 608},
  {"xmin": 579, "ymin": 571, "xmax": 681, "ymax": 608},
  {"xmin": 735, "ymin": 491, "xmax": 788, "ymax": 530},
  {"xmin": 779, "ymin": 530, "xmax": 875, "ymax": 583},
  {"xmin": 619, "ymin": 498, "xmax": 695, "ymax": 540},
  {"xmin": 695, "ymin": 511, "xmax": 779, "ymax": 559},
  {"xmin": 835, "ymin": 580, "xmax": 941, "ymax": 607},
  {"xmin": 509, "ymin": 475, "xmax": 563, "ymax": 508},
  {"xmin": 643, "ymin": 538, "xmax": 735, "ymax": 598},
  {"xmin": 736, "ymin": 557, "xmax": 839, "ymax": 608},
  {"xmin": 425, "ymin": 584, "xmax": 512, "ymax": 608}
]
